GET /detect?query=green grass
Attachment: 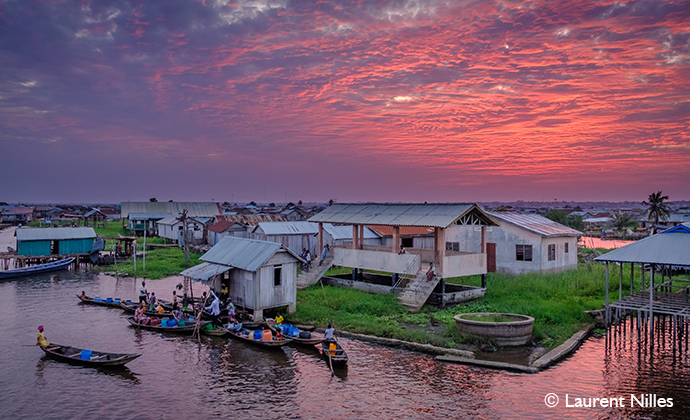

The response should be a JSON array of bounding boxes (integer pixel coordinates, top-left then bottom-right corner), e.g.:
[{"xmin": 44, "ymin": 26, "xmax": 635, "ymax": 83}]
[
  {"xmin": 292, "ymin": 262, "xmax": 630, "ymax": 350},
  {"xmin": 98, "ymin": 248, "xmax": 202, "ymax": 279}
]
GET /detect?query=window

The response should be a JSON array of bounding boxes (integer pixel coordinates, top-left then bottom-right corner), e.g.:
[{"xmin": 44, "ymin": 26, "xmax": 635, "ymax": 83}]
[
  {"xmin": 446, "ymin": 242, "xmax": 460, "ymax": 252},
  {"xmin": 565, "ymin": 242, "xmax": 569, "ymax": 253},
  {"xmin": 273, "ymin": 265, "xmax": 282, "ymax": 287},
  {"xmin": 516, "ymin": 244, "xmax": 533, "ymax": 261},
  {"xmin": 548, "ymin": 244, "xmax": 556, "ymax": 261}
]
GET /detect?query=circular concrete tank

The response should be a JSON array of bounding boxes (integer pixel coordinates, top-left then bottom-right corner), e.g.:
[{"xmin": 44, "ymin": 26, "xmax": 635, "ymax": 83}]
[{"xmin": 454, "ymin": 313, "xmax": 534, "ymax": 346}]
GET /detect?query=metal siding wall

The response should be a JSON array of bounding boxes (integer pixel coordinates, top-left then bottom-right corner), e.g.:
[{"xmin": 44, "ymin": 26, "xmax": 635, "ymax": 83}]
[
  {"xmin": 59, "ymin": 238, "xmax": 94, "ymax": 255},
  {"xmin": 18, "ymin": 240, "xmax": 51, "ymax": 256}
]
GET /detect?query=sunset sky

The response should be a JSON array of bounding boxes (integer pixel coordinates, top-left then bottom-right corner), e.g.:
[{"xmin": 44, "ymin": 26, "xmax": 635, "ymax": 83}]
[{"xmin": 1, "ymin": 0, "xmax": 689, "ymax": 204}]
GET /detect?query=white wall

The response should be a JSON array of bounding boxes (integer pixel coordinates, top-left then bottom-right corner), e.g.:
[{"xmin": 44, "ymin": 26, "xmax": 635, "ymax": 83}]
[
  {"xmin": 450, "ymin": 223, "xmax": 578, "ymax": 274},
  {"xmin": 256, "ymin": 251, "xmax": 297, "ymax": 313}
]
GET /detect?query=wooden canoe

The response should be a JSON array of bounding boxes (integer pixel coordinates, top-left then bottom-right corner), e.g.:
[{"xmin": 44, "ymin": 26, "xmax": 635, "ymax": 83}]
[
  {"xmin": 201, "ymin": 326, "xmax": 231, "ymax": 337},
  {"xmin": 120, "ymin": 302, "xmax": 174, "ymax": 318},
  {"xmin": 227, "ymin": 329, "xmax": 292, "ymax": 348},
  {"xmin": 77, "ymin": 295, "xmax": 133, "ymax": 308},
  {"xmin": 125, "ymin": 316, "xmax": 209, "ymax": 334},
  {"xmin": 40, "ymin": 344, "xmax": 140, "ymax": 368},
  {"xmin": 321, "ymin": 340, "xmax": 348, "ymax": 366},
  {"xmin": 0, "ymin": 257, "xmax": 75, "ymax": 280},
  {"xmin": 290, "ymin": 335, "xmax": 324, "ymax": 346}
]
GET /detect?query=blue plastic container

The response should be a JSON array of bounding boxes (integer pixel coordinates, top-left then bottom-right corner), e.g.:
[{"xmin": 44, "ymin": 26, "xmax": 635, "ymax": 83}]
[
  {"xmin": 168, "ymin": 319, "xmax": 177, "ymax": 327},
  {"xmin": 80, "ymin": 350, "xmax": 92, "ymax": 360},
  {"xmin": 114, "ymin": 299, "xmax": 120, "ymax": 304},
  {"xmin": 106, "ymin": 298, "xmax": 113, "ymax": 303},
  {"xmin": 178, "ymin": 320, "xmax": 186, "ymax": 327},
  {"xmin": 189, "ymin": 316, "xmax": 194, "ymax": 321},
  {"xmin": 253, "ymin": 330, "xmax": 262, "ymax": 340},
  {"xmin": 161, "ymin": 319, "xmax": 168, "ymax": 327},
  {"xmin": 291, "ymin": 327, "xmax": 299, "ymax": 337},
  {"xmin": 94, "ymin": 297, "xmax": 102, "ymax": 302}
]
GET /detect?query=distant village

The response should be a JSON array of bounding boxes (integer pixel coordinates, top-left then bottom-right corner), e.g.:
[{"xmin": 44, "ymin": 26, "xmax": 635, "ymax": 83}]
[{"xmin": 2, "ymin": 197, "xmax": 689, "ymax": 327}]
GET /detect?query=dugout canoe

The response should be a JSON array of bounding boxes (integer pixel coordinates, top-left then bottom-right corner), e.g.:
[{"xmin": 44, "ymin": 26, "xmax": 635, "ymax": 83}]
[
  {"xmin": 0, "ymin": 257, "xmax": 75, "ymax": 280},
  {"xmin": 40, "ymin": 344, "xmax": 140, "ymax": 368}
]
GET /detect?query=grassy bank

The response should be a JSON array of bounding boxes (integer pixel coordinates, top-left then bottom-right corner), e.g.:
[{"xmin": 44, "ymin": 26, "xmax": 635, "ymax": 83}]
[
  {"xmin": 291, "ymin": 262, "xmax": 631, "ymax": 350},
  {"xmin": 99, "ymin": 248, "xmax": 202, "ymax": 279}
]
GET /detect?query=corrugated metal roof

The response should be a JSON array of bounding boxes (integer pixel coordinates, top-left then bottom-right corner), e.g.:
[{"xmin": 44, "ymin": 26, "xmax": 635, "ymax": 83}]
[
  {"xmin": 128, "ymin": 212, "xmax": 172, "ymax": 220},
  {"xmin": 156, "ymin": 215, "xmax": 179, "ymax": 225},
  {"xmin": 201, "ymin": 236, "xmax": 302, "ymax": 272},
  {"xmin": 254, "ymin": 221, "xmax": 319, "ymax": 235},
  {"xmin": 120, "ymin": 202, "xmax": 222, "ymax": 218},
  {"xmin": 308, "ymin": 203, "xmax": 498, "ymax": 227},
  {"xmin": 16, "ymin": 227, "xmax": 97, "ymax": 241},
  {"xmin": 488, "ymin": 212, "xmax": 582, "ymax": 237},
  {"xmin": 180, "ymin": 262, "xmax": 231, "ymax": 282},
  {"xmin": 215, "ymin": 214, "xmax": 287, "ymax": 226},
  {"xmin": 322, "ymin": 223, "xmax": 381, "ymax": 240},
  {"xmin": 595, "ymin": 225, "xmax": 690, "ymax": 266}
]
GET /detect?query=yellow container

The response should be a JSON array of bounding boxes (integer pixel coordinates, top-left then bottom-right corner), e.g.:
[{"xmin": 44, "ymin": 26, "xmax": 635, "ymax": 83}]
[{"xmin": 329, "ymin": 342, "xmax": 336, "ymax": 356}]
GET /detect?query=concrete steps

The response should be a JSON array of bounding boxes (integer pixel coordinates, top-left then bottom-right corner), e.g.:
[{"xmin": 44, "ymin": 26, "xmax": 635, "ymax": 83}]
[
  {"xmin": 296, "ymin": 254, "xmax": 334, "ymax": 290},
  {"xmin": 397, "ymin": 270, "xmax": 441, "ymax": 312}
]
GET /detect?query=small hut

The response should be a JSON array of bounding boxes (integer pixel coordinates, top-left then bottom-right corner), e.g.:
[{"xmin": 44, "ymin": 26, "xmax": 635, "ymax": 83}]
[
  {"xmin": 180, "ymin": 236, "xmax": 304, "ymax": 320},
  {"xmin": 15, "ymin": 227, "xmax": 97, "ymax": 256}
]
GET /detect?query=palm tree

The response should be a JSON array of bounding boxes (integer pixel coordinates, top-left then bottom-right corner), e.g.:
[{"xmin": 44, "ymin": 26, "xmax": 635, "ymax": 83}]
[{"xmin": 642, "ymin": 191, "xmax": 671, "ymax": 234}]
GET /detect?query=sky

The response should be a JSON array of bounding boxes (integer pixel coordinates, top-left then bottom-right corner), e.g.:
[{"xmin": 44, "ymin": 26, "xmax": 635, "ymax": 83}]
[{"xmin": 1, "ymin": 0, "xmax": 689, "ymax": 204}]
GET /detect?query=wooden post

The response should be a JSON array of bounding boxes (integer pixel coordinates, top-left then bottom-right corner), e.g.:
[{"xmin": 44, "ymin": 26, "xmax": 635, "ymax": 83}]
[
  {"xmin": 650, "ymin": 264, "xmax": 655, "ymax": 344},
  {"xmin": 352, "ymin": 224, "xmax": 358, "ymax": 250},
  {"xmin": 605, "ymin": 262, "xmax": 610, "ymax": 327},
  {"xmin": 481, "ymin": 226, "xmax": 487, "ymax": 253},
  {"xmin": 630, "ymin": 262, "xmax": 634, "ymax": 295},
  {"xmin": 318, "ymin": 223, "xmax": 323, "ymax": 255},
  {"xmin": 392, "ymin": 226, "xmax": 400, "ymax": 254},
  {"xmin": 359, "ymin": 225, "xmax": 364, "ymax": 249}
]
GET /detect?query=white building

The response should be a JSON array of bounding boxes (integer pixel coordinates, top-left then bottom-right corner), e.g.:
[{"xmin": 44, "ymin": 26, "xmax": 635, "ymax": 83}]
[
  {"xmin": 451, "ymin": 212, "xmax": 581, "ymax": 275},
  {"xmin": 181, "ymin": 237, "xmax": 304, "ymax": 319},
  {"xmin": 250, "ymin": 221, "xmax": 320, "ymax": 256},
  {"xmin": 157, "ymin": 215, "xmax": 213, "ymax": 245}
]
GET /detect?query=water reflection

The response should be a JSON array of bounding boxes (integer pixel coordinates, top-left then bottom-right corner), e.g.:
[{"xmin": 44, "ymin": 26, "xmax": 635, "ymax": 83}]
[{"xmin": 3, "ymin": 271, "xmax": 690, "ymax": 419}]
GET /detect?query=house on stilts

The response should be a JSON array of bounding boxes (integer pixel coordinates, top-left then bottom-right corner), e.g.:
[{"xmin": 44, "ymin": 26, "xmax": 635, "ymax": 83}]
[
  {"xmin": 304, "ymin": 203, "xmax": 500, "ymax": 312},
  {"xmin": 595, "ymin": 224, "xmax": 690, "ymax": 343}
]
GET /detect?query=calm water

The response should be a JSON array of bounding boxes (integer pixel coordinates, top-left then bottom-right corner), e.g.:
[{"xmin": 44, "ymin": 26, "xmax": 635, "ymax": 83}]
[{"xmin": 2, "ymin": 270, "xmax": 690, "ymax": 419}]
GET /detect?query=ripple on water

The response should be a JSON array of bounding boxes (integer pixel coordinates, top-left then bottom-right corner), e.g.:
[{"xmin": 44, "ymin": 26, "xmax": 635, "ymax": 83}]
[{"xmin": 2, "ymin": 272, "xmax": 690, "ymax": 419}]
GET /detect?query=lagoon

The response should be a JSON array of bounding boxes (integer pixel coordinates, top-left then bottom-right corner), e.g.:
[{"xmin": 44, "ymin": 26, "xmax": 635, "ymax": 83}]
[{"xmin": 2, "ymin": 270, "xmax": 690, "ymax": 419}]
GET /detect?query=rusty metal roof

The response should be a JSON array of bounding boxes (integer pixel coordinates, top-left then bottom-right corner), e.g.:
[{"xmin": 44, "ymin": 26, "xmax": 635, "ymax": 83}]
[
  {"xmin": 215, "ymin": 214, "xmax": 287, "ymax": 225},
  {"xmin": 120, "ymin": 202, "xmax": 221, "ymax": 218},
  {"xmin": 200, "ymin": 236, "xmax": 303, "ymax": 272},
  {"xmin": 309, "ymin": 203, "xmax": 498, "ymax": 228},
  {"xmin": 253, "ymin": 221, "xmax": 319, "ymax": 236},
  {"xmin": 16, "ymin": 227, "xmax": 97, "ymax": 241},
  {"xmin": 595, "ymin": 225, "xmax": 690, "ymax": 266},
  {"xmin": 488, "ymin": 212, "xmax": 582, "ymax": 237}
]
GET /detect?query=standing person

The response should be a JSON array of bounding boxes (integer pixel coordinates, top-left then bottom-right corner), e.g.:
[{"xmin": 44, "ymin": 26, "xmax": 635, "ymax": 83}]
[
  {"xmin": 226, "ymin": 298, "xmax": 236, "ymax": 323},
  {"xmin": 319, "ymin": 244, "xmax": 329, "ymax": 266},
  {"xmin": 148, "ymin": 292, "xmax": 157, "ymax": 311},
  {"xmin": 139, "ymin": 281, "xmax": 148, "ymax": 304},
  {"xmin": 36, "ymin": 326, "xmax": 50, "ymax": 347},
  {"xmin": 205, "ymin": 291, "xmax": 221, "ymax": 327},
  {"xmin": 172, "ymin": 290, "xmax": 179, "ymax": 310},
  {"xmin": 220, "ymin": 283, "xmax": 229, "ymax": 301},
  {"xmin": 305, "ymin": 250, "xmax": 312, "ymax": 271},
  {"xmin": 324, "ymin": 324, "xmax": 335, "ymax": 342},
  {"xmin": 181, "ymin": 293, "xmax": 191, "ymax": 312}
]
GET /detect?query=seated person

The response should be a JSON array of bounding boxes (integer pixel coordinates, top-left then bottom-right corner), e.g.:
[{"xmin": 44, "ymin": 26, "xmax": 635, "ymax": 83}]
[
  {"xmin": 274, "ymin": 313, "xmax": 284, "ymax": 325},
  {"xmin": 79, "ymin": 291, "xmax": 87, "ymax": 299},
  {"xmin": 226, "ymin": 298, "xmax": 236, "ymax": 323}
]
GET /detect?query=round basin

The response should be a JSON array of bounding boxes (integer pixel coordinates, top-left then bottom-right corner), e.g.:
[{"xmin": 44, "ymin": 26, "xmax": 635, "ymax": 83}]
[{"xmin": 454, "ymin": 313, "xmax": 534, "ymax": 346}]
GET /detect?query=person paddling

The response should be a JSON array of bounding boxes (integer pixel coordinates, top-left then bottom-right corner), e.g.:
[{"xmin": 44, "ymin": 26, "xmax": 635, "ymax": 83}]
[{"xmin": 36, "ymin": 326, "xmax": 50, "ymax": 348}]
